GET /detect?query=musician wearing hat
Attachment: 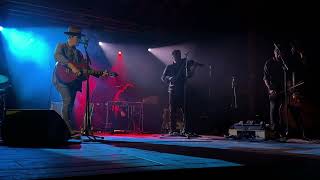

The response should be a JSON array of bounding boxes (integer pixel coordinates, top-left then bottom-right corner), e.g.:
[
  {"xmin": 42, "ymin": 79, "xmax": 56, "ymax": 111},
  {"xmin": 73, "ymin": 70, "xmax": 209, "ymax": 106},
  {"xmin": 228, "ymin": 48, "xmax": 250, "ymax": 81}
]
[{"xmin": 53, "ymin": 26, "xmax": 108, "ymax": 136}]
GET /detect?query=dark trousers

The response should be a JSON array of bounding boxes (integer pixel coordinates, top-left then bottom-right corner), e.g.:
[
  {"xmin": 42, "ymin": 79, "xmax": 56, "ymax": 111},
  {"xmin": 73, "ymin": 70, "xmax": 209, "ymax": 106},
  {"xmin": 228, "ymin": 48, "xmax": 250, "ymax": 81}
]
[
  {"xmin": 269, "ymin": 95, "xmax": 285, "ymax": 135},
  {"xmin": 54, "ymin": 83, "xmax": 77, "ymax": 132},
  {"xmin": 169, "ymin": 92, "xmax": 184, "ymax": 132}
]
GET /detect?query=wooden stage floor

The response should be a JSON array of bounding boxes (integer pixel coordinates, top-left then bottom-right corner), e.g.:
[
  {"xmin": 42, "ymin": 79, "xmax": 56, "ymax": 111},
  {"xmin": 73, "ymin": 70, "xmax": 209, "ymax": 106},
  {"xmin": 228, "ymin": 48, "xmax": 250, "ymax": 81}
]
[{"xmin": 1, "ymin": 133, "xmax": 320, "ymax": 179}]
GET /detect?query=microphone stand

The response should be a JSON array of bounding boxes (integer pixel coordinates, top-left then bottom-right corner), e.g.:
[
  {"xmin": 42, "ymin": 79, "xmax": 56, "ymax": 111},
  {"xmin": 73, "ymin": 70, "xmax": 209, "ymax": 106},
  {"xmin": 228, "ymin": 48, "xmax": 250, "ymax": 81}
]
[
  {"xmin": 279, "ymin": 52, "xmax": 289, "ymax": 137},
  {"xmin": 231, "ymin": 76, "xmax": 238, "ymax": 109},
  {"xmin": 181, "ymin": 52, "xmax": 200, "ymax": 138},
  {"xmin": 81, "ymin": 41, "xmax": 104, "ymax": 142}
]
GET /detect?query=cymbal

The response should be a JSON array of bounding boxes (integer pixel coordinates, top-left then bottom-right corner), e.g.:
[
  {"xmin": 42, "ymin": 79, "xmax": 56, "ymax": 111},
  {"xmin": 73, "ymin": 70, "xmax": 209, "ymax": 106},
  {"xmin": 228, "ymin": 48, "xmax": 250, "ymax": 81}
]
[
  {"xmin": 0, "ymin": 74, "xmax": 9, "ymax": 89},
  {"xmin": 0, "ymin": 74, "xmax": 8, "ymax": 84}
]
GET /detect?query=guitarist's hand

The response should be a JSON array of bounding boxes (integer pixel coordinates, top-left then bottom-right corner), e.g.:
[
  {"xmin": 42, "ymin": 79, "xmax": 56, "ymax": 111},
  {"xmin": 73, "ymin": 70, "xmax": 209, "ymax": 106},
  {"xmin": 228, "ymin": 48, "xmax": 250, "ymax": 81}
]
[
  {"xmin": 71, "ymin": 67, "xmax": 81, "ymax": 76},
  {"xmin": 101, "ymin": 71, "xmax": 109, "ymax": 77},
  {"xmin": 68, "ymin": 63, "xmax": 81, "ymax": 76}
]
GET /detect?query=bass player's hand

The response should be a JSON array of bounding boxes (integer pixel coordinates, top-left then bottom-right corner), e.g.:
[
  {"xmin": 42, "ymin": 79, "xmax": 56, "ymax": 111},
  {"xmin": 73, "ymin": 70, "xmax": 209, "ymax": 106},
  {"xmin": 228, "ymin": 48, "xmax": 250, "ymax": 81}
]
[{"xmin": 269, "ymin": 89, "xmax": 277, "ymax": 96}]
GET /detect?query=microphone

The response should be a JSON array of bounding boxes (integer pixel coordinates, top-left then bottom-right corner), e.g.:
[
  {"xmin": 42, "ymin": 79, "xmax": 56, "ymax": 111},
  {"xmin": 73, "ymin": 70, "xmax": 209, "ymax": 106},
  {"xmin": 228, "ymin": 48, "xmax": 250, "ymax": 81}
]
[
  {"xmin": 273, "ymin": 42, "xmax": 289, "ymax": 70},
  {"xmin": 273, "ymin": 42, "xmax": 282, "ymax": 55},
  {"xmin": 80, "ymin": 37, "xmax": 89, "ymax": 45}
]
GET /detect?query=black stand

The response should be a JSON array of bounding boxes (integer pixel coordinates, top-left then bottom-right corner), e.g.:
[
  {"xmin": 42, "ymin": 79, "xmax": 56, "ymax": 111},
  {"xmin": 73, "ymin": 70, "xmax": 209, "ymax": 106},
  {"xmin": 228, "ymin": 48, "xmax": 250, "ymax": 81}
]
[
  {"xmin": 81, "ymin": 42, "xmax": 104, "ymax": 142},
  {"xmin": 180, "ymin": 53, "xmax": 200, "ymax": 138},
  {"xmin": 229, "ymin": 76, "xmax": 239, "ymax": 128},
  {"xmin": 278, "ymin": 48, "xmax": 289, "ymax": 137},
  {"xmin": 231, "ymin": 76, "xmax": 238, "ymax": 109}
]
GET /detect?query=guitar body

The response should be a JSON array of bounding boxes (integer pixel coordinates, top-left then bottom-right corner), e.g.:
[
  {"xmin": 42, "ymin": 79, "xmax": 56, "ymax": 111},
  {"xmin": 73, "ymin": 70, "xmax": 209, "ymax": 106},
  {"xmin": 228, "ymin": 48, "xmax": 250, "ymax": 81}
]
[
  {"xmin": 55, "ymin": 62, "xmax": 88, "ymax": 84},
  {"xmin": 55, "ymin": 62, "xmax": 118, "ymax": 84}
]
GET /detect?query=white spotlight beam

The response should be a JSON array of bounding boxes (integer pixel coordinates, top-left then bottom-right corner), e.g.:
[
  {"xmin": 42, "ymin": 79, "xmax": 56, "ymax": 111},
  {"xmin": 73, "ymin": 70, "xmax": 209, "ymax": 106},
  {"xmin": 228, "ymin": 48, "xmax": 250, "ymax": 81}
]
[{"xmin": 148, "ymin": 43, "xmax": 195, "ymax": 65}]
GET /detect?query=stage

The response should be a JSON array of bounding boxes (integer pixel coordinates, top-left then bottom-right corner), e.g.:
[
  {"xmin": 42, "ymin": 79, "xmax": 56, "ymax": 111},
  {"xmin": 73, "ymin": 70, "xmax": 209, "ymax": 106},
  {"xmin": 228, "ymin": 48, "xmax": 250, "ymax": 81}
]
[{"xmin": 1, "ymin": 133, "xmax": 320, "ymax": 179}]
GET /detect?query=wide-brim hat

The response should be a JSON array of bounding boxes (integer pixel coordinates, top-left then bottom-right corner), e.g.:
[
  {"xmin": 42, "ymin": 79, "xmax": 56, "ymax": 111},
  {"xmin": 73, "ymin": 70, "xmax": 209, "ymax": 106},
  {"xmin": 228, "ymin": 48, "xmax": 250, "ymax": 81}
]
[{"xmin": 64, "ymin": 26, "xmax": 85, "ymax": 37}]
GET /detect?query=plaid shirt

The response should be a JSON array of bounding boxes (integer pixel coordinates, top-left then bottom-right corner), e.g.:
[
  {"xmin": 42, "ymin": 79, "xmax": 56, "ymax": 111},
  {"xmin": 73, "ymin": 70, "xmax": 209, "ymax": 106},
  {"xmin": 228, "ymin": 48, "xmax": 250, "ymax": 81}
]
[{"xmin": 52, "ymin": 42, "xmax": 86, "ymax": 91}]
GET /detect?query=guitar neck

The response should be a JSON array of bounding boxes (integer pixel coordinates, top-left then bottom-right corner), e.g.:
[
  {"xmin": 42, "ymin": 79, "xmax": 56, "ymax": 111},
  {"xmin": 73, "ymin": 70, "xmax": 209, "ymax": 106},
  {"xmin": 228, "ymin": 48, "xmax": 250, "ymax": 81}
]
[
  {"xmin": 71, "ymin": 63, "xmax": 117, "ymax": 77},
  {"xmin": 87, "ymin": 69, "xmax": 103, "ymax": 76}
]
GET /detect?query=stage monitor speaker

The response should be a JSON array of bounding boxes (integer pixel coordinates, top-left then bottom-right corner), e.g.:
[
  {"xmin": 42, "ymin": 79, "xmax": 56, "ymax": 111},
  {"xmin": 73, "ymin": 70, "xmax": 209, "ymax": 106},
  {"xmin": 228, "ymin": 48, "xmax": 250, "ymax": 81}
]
[{"xmin": 1, "ymin": 109, "xmax": 70, "ymax": 146}]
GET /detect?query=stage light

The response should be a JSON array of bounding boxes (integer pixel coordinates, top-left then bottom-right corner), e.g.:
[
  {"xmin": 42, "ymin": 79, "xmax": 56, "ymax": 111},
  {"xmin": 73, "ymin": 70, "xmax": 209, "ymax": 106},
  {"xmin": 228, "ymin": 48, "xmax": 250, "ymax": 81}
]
[
  {"xmin": 1, "ymin": 28, "xmax": 49, "ymax": 64},
  {"xmin": 98, "ymin": 41, "xmax": 103, "ymax": 46},
  {"xmin": 0, "ymin": 26, "xmax": 4, "ymax": 31},
  {"xmin": 148, "ymin": 48, "xmax": 151, "ymax": 52},
  {"xmin": 118, "ymin": 51, "xmax": 122, "ymax": 55}
]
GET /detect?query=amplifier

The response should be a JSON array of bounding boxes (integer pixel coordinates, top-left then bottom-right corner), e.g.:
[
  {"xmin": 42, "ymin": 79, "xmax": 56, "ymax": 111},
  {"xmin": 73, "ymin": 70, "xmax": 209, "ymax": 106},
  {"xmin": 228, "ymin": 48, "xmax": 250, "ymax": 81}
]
[
  {"xmin": 228, "ymin": 121, "xmax": 267, "ymax": 140},
  {"xmin": 228, "ymin": 129, "xmax": 266, "ymax": 140}
]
